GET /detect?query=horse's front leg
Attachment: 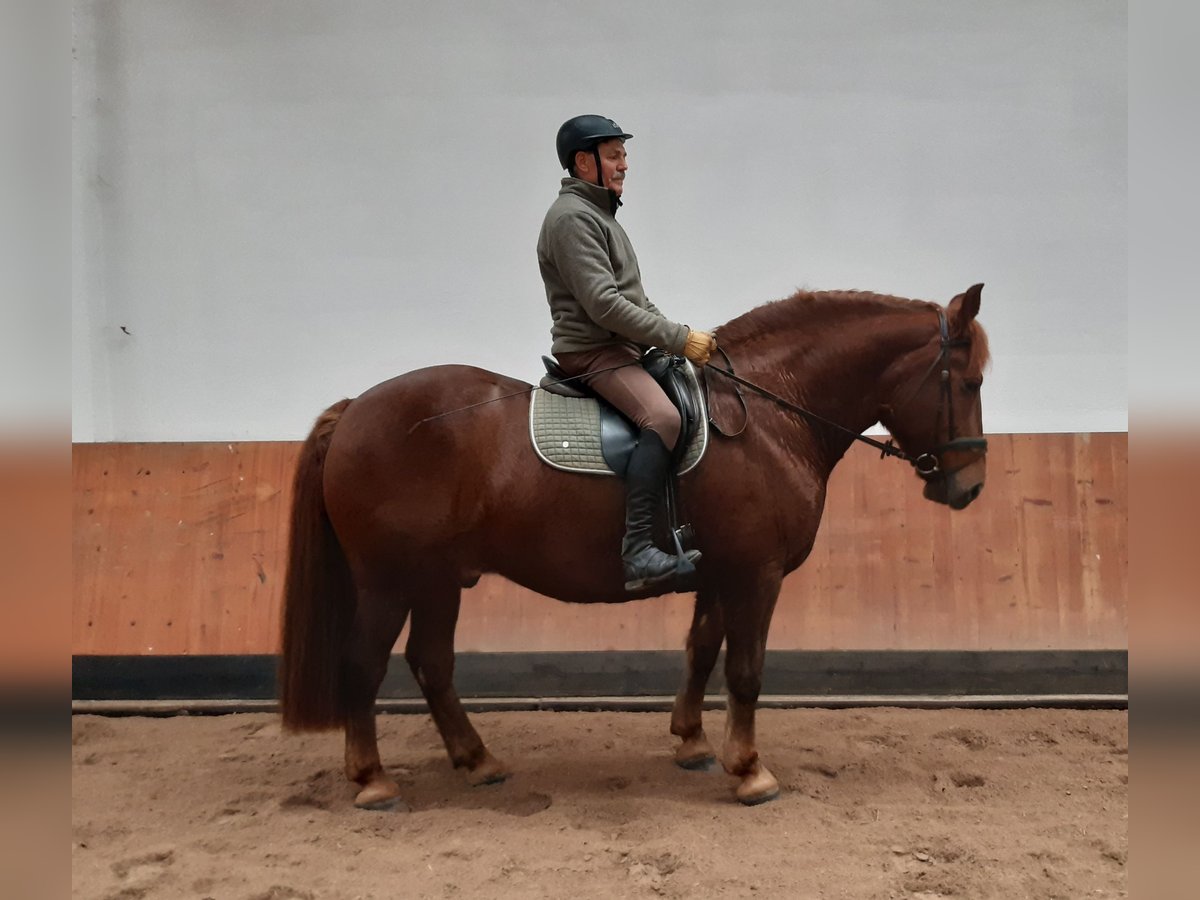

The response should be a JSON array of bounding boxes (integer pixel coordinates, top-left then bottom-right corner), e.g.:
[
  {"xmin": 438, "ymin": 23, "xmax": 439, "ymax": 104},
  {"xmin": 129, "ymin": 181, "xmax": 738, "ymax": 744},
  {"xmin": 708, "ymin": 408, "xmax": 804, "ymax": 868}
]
[
  {"xmin": 670, "ymin": 588, "xmax": 723, "ymax": 768},
  {"xmin": 404, "ymin": 578, "xmax": 509, "ymax": 786},
  {"xmin": 719, "ymin": 571, "xmax": 782, "ymax": 805}
]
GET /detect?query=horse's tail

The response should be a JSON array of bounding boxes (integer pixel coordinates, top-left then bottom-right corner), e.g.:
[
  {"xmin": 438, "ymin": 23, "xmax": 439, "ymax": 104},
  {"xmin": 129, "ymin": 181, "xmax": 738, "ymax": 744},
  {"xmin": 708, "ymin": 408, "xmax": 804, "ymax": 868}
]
[{"xmin": 279, "ymin": 398, "xmax": 355, "ymax": 732}]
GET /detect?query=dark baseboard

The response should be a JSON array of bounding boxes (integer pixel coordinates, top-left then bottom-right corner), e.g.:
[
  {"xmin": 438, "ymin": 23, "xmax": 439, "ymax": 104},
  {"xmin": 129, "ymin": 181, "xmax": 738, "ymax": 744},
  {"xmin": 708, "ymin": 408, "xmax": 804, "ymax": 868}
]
[{"xmin": 73, "ymin": 650, "xmax": 1127, "ymax": 704}]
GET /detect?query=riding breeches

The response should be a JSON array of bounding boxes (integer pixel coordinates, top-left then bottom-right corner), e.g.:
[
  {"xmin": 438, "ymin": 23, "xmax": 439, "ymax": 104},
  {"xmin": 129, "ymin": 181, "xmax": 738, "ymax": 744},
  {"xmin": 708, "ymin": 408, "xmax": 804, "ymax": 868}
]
[{"xmin": 554, "ymin": 343, "xmax": 681, "ymax": 451}]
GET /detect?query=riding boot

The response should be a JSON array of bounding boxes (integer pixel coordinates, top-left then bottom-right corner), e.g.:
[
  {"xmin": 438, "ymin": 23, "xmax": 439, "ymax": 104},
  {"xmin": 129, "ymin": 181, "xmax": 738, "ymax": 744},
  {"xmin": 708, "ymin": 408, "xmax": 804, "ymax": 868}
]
[{"xmin": 621, "ymin": 431, "xmax": 702, "ymax": 592}]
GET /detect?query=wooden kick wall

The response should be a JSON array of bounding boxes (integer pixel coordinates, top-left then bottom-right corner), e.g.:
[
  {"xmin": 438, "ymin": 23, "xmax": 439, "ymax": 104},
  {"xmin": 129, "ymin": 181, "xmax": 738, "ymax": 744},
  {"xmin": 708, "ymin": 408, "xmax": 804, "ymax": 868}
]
[{"xmin": 72, "ymin": 433, "xmax": 1126, "ymax": 656}]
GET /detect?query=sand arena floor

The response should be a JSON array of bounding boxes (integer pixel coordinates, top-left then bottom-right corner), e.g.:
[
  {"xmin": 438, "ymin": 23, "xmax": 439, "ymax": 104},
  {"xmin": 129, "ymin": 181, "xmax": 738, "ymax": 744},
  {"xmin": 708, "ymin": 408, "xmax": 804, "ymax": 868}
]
[{"xmin": 72, "ymin": 707, "xmax": 1126, "ymax": 899}]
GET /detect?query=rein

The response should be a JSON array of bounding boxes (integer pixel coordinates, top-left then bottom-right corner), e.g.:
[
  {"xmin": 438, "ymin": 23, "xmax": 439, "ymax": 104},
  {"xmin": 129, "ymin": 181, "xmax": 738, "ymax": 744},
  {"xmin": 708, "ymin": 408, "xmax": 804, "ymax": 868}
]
[
  {"xmin": 703, "ymin": 361, "xmax": 911, "ymax": 462},
  {"xmin": 704, "ymin": 308, "xmax": 987, "ymax": 479}
]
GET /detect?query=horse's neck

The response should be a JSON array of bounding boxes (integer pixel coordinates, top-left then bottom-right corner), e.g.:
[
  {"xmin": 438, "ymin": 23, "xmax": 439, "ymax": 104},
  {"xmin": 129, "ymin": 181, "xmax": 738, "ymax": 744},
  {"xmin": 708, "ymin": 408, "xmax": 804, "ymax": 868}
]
[{"xmin": 727, "ymin": 299, "xmax": 932, "ymax": 473}]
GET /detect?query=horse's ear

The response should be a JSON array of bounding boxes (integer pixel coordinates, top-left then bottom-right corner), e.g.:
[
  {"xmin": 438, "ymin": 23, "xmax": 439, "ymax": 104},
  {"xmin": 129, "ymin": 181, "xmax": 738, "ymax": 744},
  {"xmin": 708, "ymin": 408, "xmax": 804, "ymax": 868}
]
[{"xmin": 948, "ymin": 283, "xmax": 983, "ymax": 335}]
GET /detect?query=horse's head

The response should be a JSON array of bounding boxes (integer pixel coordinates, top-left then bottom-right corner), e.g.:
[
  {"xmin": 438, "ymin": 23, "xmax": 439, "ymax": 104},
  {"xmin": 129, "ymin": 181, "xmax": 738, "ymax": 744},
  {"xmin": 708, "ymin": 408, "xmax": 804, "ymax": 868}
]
[{"xmin": 879, "ymin": 284, "xmax": 989, "ymax": 510}]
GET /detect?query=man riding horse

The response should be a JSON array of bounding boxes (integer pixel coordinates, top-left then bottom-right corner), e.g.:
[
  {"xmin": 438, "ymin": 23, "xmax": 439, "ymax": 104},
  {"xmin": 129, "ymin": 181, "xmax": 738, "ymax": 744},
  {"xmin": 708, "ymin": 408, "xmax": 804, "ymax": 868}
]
[
  {"xmin": 279, "ymin": 117, "xmax": 990, "ymax": 810},
  {"xmin": 537, "ymin": 114, "xmax": 718, "ymax": 593}
]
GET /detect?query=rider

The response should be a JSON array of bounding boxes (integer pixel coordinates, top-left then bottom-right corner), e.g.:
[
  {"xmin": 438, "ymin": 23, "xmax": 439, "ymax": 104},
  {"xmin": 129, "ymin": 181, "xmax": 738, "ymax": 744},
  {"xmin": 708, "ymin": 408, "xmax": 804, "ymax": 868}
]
[{"xmin": 537, "ymin": 114, "xmax": 717, "ymax": 593}]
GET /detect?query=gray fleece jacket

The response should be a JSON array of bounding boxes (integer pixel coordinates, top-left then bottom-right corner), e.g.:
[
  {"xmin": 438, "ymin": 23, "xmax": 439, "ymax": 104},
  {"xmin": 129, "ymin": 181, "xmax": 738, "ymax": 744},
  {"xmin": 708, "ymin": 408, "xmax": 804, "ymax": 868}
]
[{"xmin": 537, "ymin": 178, "xmax": 690, "ymax": 356}]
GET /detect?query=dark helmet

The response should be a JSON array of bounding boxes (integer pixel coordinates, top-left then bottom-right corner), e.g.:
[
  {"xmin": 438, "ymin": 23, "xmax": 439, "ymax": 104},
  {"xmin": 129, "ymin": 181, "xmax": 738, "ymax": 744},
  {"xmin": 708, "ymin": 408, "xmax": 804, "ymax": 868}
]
[{"xmin": 555, "ymin": 115, "xmax": 633, "ymax": 171}]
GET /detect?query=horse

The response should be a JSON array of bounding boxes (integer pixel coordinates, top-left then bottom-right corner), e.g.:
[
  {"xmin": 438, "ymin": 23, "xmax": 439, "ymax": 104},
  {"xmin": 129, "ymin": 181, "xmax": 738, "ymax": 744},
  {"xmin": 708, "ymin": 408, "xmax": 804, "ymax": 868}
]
[{"xmin": 279, "ymin": 284, "xmax": 990, "ymax": 808}]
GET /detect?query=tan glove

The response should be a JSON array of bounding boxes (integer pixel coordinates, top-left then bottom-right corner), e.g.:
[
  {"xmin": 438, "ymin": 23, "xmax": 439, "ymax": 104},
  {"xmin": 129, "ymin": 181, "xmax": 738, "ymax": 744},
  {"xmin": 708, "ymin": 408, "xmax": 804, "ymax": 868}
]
[{"xmin": 682, "ymin": 330, "xmax": 717, "ymax": 366}]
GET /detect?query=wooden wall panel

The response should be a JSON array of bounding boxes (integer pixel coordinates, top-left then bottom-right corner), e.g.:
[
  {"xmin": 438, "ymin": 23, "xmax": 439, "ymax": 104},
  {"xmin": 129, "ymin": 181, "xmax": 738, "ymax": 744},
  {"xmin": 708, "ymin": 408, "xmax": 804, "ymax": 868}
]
[
  {"xmin": 72, "ymin": 433, "xmax": 1126, "ymax": 656},
  {"xmin": 74, "ymin": 442, "xmax": 295, "ymax": 656}
]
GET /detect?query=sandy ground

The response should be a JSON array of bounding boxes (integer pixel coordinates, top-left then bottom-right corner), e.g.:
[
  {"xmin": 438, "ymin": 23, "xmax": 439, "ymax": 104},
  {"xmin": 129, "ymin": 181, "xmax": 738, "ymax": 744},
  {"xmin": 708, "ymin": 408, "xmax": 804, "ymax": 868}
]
[{"xmin": 72, "ymin": 707, "xmax": 1126, "ymax": 899}]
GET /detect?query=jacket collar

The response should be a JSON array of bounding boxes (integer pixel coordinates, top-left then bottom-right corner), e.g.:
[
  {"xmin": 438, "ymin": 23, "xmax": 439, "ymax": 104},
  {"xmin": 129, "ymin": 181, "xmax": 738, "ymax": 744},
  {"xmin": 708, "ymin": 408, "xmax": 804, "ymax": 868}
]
[{"xmin": 559, "ymin": 177, "xmax": 622, "ymax": 215}]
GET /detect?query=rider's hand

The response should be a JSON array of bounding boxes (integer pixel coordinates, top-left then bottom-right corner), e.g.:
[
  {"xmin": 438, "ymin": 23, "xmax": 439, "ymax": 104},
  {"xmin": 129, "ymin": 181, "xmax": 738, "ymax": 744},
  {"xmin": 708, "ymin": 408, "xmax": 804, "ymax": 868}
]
[{"xmin": 683, "ymin": 330, "xmax": 717, "ymax": 366}]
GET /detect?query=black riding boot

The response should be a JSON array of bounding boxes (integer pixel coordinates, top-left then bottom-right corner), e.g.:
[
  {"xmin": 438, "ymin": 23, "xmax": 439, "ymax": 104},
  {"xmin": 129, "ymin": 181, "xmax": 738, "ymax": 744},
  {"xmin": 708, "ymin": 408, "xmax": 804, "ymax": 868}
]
[{"xmin": 621, "ymin": 431, "xmax": 701, "ymax": 592}]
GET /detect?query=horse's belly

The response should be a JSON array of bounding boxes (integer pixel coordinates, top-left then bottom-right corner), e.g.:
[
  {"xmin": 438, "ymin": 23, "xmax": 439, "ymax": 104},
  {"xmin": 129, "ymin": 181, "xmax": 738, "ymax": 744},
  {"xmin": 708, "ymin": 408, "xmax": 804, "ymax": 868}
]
[{"xmin": 493, "ymin": 561, "xmax": 666, "ymax": 605}]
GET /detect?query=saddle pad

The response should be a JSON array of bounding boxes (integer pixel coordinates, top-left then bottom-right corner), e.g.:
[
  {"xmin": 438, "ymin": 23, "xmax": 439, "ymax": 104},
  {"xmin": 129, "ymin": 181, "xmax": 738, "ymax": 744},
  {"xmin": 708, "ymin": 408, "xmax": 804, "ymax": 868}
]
[{"xmin": 529, "ymin": 390, "xmax": 708, "ymax": 477}]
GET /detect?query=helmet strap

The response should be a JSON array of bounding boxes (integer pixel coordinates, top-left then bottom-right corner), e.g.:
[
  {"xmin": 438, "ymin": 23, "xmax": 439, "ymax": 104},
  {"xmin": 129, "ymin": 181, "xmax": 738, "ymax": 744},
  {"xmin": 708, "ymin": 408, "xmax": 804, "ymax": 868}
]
[{"xmin": 592, "ymin": 148, "xmax": 604, "ymax": 188}]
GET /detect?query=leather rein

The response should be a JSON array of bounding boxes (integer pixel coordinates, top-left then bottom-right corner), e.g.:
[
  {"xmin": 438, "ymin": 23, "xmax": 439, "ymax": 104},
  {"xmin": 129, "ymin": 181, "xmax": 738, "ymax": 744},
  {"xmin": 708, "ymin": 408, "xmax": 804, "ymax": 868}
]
[{"xmin": 703, "ymin": 308, "xmax": 988, "ymax": 480}]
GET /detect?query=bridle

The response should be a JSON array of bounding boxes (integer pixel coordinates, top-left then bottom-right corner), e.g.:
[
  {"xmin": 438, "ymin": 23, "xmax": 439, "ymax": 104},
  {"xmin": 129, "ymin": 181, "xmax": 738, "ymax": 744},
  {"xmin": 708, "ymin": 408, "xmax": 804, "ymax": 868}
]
[
  {"xmin": 704, "ymin": 308, "xmax": 988, "ymax": 481},
  {"xmin": 883, "ymin": 308, "xmax": 988, "ymax": 479}
]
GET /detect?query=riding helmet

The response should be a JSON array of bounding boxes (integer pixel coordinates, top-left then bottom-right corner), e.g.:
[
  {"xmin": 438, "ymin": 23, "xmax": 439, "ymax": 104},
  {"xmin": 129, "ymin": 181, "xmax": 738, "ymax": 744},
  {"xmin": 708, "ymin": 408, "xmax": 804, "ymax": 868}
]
[{"xmin": 555, "ymin": 115, "xmax": 633, "ymax": 170}]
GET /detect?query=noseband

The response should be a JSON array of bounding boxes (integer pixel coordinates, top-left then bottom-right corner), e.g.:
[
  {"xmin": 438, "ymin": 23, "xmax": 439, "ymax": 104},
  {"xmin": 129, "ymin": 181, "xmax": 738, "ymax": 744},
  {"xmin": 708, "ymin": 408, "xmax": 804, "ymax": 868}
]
[{"xmin": 704, "ymin": 308, "xmax": 987, "ymax": 482}]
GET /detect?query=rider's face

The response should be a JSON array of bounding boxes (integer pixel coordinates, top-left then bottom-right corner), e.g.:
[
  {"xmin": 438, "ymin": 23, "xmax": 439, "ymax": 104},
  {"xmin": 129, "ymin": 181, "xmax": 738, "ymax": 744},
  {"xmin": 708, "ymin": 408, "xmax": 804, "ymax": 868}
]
[{"xmin": 576, "ymin": 140, "xmax": 628, "ymax": 195}]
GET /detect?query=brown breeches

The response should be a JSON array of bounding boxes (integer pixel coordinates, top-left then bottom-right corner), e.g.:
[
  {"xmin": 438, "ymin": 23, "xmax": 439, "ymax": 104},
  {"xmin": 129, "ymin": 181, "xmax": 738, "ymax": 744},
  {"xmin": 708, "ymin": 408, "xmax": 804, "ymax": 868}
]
[{"xmin": 554, "ymin": 343, "xmax": 681, "ymax": 451}]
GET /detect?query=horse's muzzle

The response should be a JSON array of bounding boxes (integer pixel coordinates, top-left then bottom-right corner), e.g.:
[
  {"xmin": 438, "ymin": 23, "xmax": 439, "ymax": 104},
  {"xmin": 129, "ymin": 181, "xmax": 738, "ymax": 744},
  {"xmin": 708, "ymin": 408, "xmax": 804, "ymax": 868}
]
[{"xmin": 923, "ymin": 465, "xmax": 985, "ymax": 509}]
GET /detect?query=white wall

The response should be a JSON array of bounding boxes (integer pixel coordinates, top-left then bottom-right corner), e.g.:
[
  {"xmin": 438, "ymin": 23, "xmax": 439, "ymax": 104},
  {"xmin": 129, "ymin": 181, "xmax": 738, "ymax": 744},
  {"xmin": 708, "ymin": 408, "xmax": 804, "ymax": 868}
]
[
  {"xmin": 2, "ymin": 1, "xmax": 69, "ymax": 438},
  {"xmin": 72, "ymin": 0, "xmax": 1127, "ymax": 441}
]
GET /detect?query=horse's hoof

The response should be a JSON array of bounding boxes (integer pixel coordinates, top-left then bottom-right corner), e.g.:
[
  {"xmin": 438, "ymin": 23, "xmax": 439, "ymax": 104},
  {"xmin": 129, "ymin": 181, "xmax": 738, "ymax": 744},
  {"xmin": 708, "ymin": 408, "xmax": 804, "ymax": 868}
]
[
  {"xmin": 354, "ymin": 778, "xmax": 407, "ymax": 811},
  {"xmin": 466, "ymin": 753, "xmax": 510, "ymax": 787},
  {"xmin": 736, "ymin": 766, "xmax": 781, "ymax": 806},
  {"xmin": 676, "ymin": 753, "xmax": 716, "ymax": 771},
  {"xmin": 674, "ymin": 737, "xmax": 717, "ymax": 770}
]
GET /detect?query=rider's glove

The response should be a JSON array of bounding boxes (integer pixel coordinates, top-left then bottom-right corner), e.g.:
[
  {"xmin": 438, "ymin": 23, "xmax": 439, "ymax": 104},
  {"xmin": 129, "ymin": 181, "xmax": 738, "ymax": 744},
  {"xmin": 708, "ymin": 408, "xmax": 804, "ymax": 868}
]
[{"xmin": 682, "ymin": 330, "xmax": 717, "ymax": 366}]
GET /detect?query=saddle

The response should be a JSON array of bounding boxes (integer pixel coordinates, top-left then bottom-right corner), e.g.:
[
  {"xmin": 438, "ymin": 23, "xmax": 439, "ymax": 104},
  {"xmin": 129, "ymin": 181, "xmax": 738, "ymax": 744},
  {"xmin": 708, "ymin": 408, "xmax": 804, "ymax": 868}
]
[{"xmin": 529, "ymin": 349, "xmax": 709, "ymax": 477}]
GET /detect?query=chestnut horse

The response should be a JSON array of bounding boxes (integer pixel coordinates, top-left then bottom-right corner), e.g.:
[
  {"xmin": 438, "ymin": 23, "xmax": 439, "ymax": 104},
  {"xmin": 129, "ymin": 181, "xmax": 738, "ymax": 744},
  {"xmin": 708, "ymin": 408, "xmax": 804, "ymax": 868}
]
[{"xmin": 279, "ymin": 285, "xmax": 990, "ymax": 808}]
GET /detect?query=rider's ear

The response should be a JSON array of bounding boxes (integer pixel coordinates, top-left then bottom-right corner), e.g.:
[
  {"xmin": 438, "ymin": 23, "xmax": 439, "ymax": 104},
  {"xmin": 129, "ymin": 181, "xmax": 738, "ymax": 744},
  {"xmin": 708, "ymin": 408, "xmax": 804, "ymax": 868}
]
[{"xmin": 948, "ymin": 283, "xmax": 983, "ymax": 335}]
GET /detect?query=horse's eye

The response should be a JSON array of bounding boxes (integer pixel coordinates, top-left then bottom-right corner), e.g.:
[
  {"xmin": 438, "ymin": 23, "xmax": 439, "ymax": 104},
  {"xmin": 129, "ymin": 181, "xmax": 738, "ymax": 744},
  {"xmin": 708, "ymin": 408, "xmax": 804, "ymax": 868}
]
[{"xmin": 963, "ymin": 379, "xmax": 982, "ymax": 393}]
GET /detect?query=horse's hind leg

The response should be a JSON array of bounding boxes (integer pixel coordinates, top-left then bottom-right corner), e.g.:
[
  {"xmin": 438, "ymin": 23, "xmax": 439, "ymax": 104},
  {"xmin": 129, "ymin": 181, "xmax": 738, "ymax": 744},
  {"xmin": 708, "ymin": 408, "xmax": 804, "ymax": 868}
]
[
  {"xmin": 342, "ymin": 584, "xmax": 411, "ymax": 810},
  {"xmin": 670, "ymin": 588, "xmax": 723, "ymax": 769},
  {"xmin": 405, "ymin": 577, "xmax": 509, "ymax": 786}
]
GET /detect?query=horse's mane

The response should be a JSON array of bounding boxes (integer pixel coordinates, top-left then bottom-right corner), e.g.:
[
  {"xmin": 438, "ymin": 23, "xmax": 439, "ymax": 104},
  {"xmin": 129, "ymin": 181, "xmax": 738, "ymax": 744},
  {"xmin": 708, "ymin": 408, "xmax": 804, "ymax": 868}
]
[
  {"xmin": 964, "ymin": 313, "xmax": 991, "ymax": 372},
  {"xmin": 717, "ymin": 289, "xmax": 990, "ymax": 371}
]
